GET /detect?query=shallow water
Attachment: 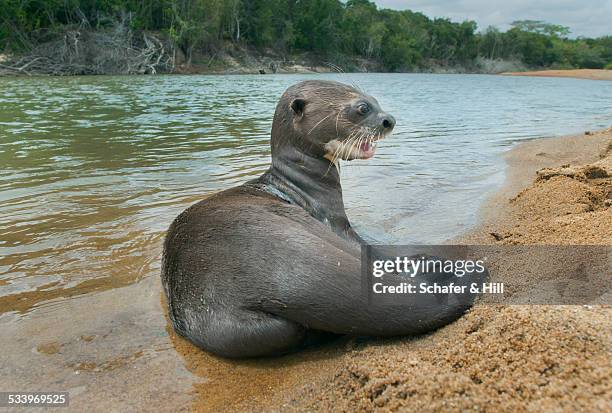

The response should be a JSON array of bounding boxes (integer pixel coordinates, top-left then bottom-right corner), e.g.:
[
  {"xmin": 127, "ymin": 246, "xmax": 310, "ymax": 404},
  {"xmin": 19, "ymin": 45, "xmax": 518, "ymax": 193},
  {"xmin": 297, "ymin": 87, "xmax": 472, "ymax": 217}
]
[{"xmin": 1, "ymin": 73, "xmax": 611, "ymax": 312}]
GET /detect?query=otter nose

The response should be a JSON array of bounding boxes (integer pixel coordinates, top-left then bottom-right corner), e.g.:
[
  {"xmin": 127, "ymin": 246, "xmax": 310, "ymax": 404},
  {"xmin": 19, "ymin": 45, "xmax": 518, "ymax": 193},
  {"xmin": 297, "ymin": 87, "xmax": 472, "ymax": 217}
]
[{"xmin": 381, "ymin": 114, "xmax": 396, "ymax": 131}]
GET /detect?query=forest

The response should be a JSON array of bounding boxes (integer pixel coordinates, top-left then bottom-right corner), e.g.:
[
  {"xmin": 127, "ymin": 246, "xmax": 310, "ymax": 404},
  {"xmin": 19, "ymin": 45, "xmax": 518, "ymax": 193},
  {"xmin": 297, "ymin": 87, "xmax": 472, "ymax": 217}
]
[{"xmin": 1, "ymin": 0, "xmax": 610, "ymax": 74}]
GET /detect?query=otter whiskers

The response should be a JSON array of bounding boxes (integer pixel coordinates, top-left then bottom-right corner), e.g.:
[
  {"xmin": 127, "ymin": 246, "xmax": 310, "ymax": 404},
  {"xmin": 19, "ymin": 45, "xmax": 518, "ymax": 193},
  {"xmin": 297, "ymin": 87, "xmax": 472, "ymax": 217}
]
[{"xmin": 307, "ymin": 112, "xmax": 334, "ymax": 136}]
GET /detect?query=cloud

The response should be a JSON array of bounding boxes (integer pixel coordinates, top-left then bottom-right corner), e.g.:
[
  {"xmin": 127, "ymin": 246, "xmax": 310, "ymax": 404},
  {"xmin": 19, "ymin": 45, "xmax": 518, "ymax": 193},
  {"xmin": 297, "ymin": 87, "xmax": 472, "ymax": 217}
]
[{"xmin": 373, "ymin": 0, "xmax": 612, "ymax": 38}]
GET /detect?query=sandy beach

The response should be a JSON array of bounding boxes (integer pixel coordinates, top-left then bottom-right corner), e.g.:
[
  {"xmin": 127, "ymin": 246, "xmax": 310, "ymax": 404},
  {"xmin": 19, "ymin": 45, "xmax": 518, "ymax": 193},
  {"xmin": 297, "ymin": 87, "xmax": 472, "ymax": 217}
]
[
  {"xmin": 1, "ymin": 127, "xmax": 610, "ymax": 412},
  {"xmin": 501, "ymin": 69, "xmax": 612, "ymax": 81}
]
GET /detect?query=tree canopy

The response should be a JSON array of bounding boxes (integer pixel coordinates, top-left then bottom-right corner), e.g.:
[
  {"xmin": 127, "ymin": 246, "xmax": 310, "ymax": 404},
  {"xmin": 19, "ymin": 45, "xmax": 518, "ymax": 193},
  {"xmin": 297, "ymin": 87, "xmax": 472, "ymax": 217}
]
[{"xmin": 1, "ymin": 0, "xmax": 610, "ymax": 71}]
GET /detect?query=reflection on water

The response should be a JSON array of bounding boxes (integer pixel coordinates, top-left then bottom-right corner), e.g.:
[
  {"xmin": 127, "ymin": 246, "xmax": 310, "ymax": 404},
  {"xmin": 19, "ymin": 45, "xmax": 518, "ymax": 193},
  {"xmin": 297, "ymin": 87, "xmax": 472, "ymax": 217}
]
[{"xmin": 1, "ymin": 73, "xmax": 611, "ymax": 313}]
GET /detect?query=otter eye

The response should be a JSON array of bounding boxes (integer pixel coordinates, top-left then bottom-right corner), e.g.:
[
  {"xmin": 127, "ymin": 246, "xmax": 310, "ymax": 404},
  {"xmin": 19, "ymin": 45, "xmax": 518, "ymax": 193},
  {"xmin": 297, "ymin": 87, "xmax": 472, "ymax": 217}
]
[{"xmin": 357, "ymin": 103, "xmax": 370, "ymax": 115}]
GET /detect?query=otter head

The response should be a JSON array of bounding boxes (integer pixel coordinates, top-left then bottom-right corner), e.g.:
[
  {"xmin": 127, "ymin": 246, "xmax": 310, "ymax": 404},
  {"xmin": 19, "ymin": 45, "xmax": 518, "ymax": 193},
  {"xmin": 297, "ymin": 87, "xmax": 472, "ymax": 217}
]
[{"xmin": 271, "ymin": 80, "xmax": 395, "ymax": 163}]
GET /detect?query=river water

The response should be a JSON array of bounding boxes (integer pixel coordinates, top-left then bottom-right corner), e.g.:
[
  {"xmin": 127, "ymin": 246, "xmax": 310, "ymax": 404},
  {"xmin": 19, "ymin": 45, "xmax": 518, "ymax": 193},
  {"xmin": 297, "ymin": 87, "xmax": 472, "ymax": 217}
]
[{"xmin": 1, "ymin": 74, "xmax": 611, "ymax": 309}]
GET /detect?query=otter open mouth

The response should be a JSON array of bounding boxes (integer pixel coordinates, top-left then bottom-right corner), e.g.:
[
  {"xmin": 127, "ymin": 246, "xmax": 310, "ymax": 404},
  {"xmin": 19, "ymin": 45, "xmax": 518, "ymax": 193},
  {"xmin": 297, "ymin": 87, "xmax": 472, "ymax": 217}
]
[
  {"xmin": 359, "ymin": 139, "xmax": 377, "ymax": 159},
  {"xmin": 324, "ymin": 131, "xmax": 389, "ymax": 162}
]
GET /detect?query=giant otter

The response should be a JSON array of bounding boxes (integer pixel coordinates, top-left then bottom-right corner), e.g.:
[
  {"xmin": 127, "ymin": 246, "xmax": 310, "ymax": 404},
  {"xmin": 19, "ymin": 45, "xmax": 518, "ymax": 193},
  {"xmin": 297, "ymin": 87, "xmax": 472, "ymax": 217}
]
[{"xmin": 162, "ymin": 80, "xmax": 479, "ymax": 358}]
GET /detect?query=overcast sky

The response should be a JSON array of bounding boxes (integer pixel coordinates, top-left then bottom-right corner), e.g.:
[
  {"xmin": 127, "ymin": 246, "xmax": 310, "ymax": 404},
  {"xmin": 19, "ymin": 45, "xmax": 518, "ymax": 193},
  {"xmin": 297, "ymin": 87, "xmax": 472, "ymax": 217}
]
[{"xmin": 373, "ymin": 0, "xmax": 612, "ymax": 38}]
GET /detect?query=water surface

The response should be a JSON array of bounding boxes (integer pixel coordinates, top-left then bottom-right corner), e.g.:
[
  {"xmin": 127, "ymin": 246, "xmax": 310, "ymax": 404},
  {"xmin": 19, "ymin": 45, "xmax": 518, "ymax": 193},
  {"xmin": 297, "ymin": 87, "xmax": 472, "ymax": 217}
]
[{"xmin": 1, "ymin": 73, "xmax": 611, "ymax": 311}]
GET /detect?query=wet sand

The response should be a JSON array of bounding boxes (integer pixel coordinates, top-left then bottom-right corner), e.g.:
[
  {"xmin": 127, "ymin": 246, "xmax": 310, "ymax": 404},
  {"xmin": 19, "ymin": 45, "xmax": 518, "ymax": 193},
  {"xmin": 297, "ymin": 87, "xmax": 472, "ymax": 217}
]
[
  {"xmin": 1, "ymin": 129, "xmax": 610, "ymax": 411},
  {"xmin": 0, "ymin": 275, "xmax": 196, "ymax": 411},
  {"xmin": 501, "ymin": 69, "xmax": 612, "ymax": 81}
]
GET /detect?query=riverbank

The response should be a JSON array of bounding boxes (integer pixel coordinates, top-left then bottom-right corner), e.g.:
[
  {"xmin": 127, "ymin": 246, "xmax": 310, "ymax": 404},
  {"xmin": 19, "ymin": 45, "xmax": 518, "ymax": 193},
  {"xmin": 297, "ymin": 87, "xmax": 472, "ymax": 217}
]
[
  {"xmin": 8, "ymin": 35, "xmax": 607, "ymax": 77},
  {"xmin": 0, "ymin": 44, "xmax": 506, "ymax": 76},
  {"xmin": 501, "ymin": 69, "xmax": 612, "ymax": 81},
  {"xmin": 0, "ymin": 33, "xmax": 522, "ymax": 76},
  {"xmin": 207, "ymin": 128, "xmax": 611, "ymax": 412}
]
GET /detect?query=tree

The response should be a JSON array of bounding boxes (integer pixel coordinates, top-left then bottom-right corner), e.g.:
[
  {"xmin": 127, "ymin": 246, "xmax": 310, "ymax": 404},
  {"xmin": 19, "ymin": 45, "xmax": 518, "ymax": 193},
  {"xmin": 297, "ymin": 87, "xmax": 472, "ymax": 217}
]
[
  {"xmin": 293, "ymin": 0, "xmax": 343, "ymax": 55},
  {"xmin": 510, "ymin": 20, "xmax": 570, "ymax": 38}
]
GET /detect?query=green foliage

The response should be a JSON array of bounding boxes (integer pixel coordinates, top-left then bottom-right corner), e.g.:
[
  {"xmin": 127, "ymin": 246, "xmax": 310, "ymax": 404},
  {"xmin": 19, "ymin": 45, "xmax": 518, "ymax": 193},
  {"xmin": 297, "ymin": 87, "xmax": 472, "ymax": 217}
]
[
  {"xmin": 478, "ymin": 25, "xmax": 611, "ymax": 69},
  {"xmin": 510, "ymin": 20, "xmax": 570, "ymax": 38},
  {"xmin": 382, "ymin": 34, "xmax": 420, "ymax": 70},
  {"xmin": 0, "ymin": 0, "xmax": 609, "ymax": 71}
]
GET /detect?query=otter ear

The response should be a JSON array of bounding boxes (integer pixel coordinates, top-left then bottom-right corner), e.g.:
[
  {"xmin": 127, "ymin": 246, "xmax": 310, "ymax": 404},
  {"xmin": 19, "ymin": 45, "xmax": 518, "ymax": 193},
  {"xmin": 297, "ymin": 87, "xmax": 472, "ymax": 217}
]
[{"xmin": 290, "ymin": 98, "xmax": 306, "ymax": 118}]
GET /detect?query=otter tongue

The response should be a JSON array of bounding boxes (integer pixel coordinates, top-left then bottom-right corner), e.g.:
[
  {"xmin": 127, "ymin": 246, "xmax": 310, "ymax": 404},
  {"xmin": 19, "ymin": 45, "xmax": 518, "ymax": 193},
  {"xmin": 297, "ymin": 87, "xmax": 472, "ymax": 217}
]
[{"xmin": 361, "ymin": 141, "xmax": 371, "ymax": 152}]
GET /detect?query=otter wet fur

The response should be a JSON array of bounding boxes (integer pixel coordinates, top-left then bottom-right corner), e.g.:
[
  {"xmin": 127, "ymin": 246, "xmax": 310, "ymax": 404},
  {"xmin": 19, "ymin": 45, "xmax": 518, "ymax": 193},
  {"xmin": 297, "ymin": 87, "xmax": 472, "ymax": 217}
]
[{"xmin": 162, "ymin": 80, "xmax": 480, "ymax": 358}]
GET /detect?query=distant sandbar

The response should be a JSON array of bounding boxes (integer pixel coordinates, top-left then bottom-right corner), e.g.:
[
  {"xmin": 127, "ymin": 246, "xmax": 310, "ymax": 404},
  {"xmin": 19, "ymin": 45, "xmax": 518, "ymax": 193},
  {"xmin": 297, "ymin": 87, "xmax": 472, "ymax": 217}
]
[{"xmin": 501, "ymin": 69, "xmax": 612, "ymax": 81}]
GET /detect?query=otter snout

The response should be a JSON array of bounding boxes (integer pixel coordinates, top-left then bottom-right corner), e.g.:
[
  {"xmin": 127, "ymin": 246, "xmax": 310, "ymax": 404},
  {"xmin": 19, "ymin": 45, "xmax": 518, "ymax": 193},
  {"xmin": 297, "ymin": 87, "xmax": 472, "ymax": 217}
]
[{"xmin": 380, "ymin": 113, "xmax": 396, "ymax": 132}]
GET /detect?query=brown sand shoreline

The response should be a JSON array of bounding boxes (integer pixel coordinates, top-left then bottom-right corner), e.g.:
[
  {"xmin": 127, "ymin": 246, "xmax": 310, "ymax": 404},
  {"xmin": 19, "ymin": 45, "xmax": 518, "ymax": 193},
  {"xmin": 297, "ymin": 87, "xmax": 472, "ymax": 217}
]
[
  {"xmin": 182, "ymin": 128, "xmax": 611, "ymax": 412},
  {"xmin": 501, "ymin": 69, "xmax": 612, "ymax": 81}
]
